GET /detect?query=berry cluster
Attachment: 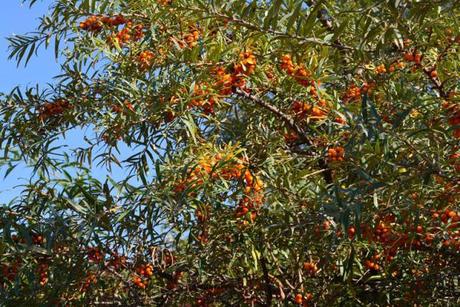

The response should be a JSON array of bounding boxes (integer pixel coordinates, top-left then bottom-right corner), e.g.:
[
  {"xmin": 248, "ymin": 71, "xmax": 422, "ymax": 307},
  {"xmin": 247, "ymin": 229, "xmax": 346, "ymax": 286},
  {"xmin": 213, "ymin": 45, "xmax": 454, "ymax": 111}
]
[
  {"xmin": 234, "ymin": 51, "xmax": 257, "ymax": 75},
  {"xmin": 37, "ymin": 263, "xmax": 49, "ymax": 286},
  {"xmin": 445, "ymin": 103, "xmax": 460, "ymax": 139},
  {"xmin": 403, "ymin": 50, "xmax": 422, "ymax": 65},
  {"xmin": 327, "ymin": 146, "xmax": 345, "ymax": 162},
  {"xmin": 342, "ymin": 207, "xmax": 460, "ymax": 270},
  {"xmin": 108, "ymin": 22, "xmax": 144, "ymax": 47},
  {"xmin": 157, "ymin": 51, "xmax": 257, "ymax": 118},
  {"xmin": 190, "ymin": 82, "xmax": 219, "ymax": 115},
  {"xmin": 38, "ymin": 99, "xmax": 72, "ymax": 121},
  {"xmin": 375, "ymin": 63, "xmax": 387, "ymax": 74},
  {"xmin": 173, "ymin": 149, "xmax": 264, "ymax": 223},
  {"xmin": 174, "ymin": 152, "xmax": 247, "ymax": 193},
  {"xmin": 342, "ymin": 83, "xmax": 361, "ymax": 103},
  {"xmin": 303, "ymin": 261, "xmax": 318, "ymax": 276},
  {"xmin": 132, "ymin": 263, "xmax": 154, "ymax": 288},
  {"xmin": 79, "ymin": 14, "xmax": 127, "ymax": 32},
  {"xmin": 132, "ymin": 275, "xmax": 147, "ymax": 289},
  {"xmin": 190, "ymin": 52, "xmax": 257, "ymax": 114},
  {"xmin": 388, "ymin": 61, "xmax": 406, "ymax": 72},
  {"xmin": 291, "ymin": 100, "xmax": 328, "ymax": 121},
  {"xmin": 280, "ymin": 54, "xmax": 314, "ymax": 88},
  {"xmin": 1, "ymin": 262, "xmax": 19, "ymax": 283},
  {"xmin": 174, "ymin": 27, "xmax": 200, "ymax": 49},
  {"xmin": 184, "ymin": 27, "xmax": 200, "ymax": 48},
  {"xmin": 235, "ymin": 169, "xmax": 264, "ymax": 223},
  {"xmin": 213, "ymin": 51, "xmax": 257, "ymax": 94},
  {"xmin": 87, "ymin": 247, "xmax": 104, "ymax": 263},
  {"xmin": 213, "ymin": 66, "xmax": 246, "ymax": 95},
  {"xmin": 79, "ymin": 14, "xmax": 145, "ymax": 50},
  {"xmin": 342, "ymin": 81, "xmax": 375, "ymax": 103},
  {"xmin": 137, "ymin": 50, "xmax": 155, "ymax": 71},
  {"xmin": 81, "ymin": 273, "xmax": 97, "ymax": 291},
  {"xmin": 294, "ymin": 293, "xmax": 313, "ymax": 305},
  {"xmin": 364, "ymin": 254, "xmax": 382, "ymax": 272}
]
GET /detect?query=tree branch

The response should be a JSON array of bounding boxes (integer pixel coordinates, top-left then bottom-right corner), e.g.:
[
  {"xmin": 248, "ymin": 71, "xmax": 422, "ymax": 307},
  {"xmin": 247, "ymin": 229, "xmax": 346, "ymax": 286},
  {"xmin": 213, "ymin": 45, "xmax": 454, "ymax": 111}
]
[
  {"xmin": 234, "ymin": 88, "xmax": 333, "ymax": 185},
  {"xmin": 234, "ymin": 88, "xmax": 310, "ymax": 144},
  {"xmin": 260, "ymin": 255, "xmax": 273, "ymax": 306}
]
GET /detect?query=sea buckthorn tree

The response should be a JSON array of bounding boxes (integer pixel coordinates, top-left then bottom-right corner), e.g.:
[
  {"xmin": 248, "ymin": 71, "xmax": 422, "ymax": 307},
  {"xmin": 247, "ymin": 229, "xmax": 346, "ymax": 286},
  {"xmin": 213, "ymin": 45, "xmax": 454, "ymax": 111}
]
[{"xmin": 1, "ymin": 0, "xmax": 459, "ymax": 305}]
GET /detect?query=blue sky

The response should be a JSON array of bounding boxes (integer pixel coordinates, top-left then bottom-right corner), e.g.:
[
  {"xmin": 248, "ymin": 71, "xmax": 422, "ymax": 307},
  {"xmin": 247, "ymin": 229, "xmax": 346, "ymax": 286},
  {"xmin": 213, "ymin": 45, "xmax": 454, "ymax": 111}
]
[
  {"xmin": 0, "ymin": 1, "xmax": 59, "ymax": 91},
  {"xmin": 0, "ymin": 1, "xmax": 135, "ymax": 202},
  {"xmin": 0, "ymin": 1, "xmax": 57, "ymax": 201}
]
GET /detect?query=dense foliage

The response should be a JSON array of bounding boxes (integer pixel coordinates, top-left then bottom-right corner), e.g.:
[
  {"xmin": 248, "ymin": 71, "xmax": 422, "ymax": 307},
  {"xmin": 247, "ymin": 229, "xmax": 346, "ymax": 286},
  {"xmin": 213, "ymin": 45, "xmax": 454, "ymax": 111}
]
[{"xmin": 1, "ymin": 0, "xmax": 460, "ymax": 305}]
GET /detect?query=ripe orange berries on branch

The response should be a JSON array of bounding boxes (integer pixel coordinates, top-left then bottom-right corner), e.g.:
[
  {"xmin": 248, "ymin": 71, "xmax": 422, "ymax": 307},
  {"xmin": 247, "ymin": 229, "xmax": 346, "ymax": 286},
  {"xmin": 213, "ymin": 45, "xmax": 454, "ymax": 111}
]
[
  {"xmin": 137, "ymin": 50, "xmax": 155, "ymax": 71},
  {"xmin": 295, "ymin": 293, "xmax": 313, "ymax": 305},
  {"xmin": 190, "ymin": 82, "xmax": 218, "ymax": 115},
  {"xmin": 294, "ymin": 293, "xmax": 303, "ymax": 304},
  {"xmin": 342, "ymin": 83, "xmax": 361, "ymax": 103},
  {"xmin": 279, "ymin": 54, "xmax": 313, "ymax": 87},
  {"xmin": 38, "ymin": 99, "xmax": 72, "ymax": 120},
  {"xmin": 212, "ymin": 51, "xmax": 256, "ymax": 96},
  {"xmin": 79, "ymin": 14, "xmax": 128, "ymax": 32},
  {"xmin": 132, "ymin": 276, "xmax": 146, "ymax": 289},
  {"xmin": 183, "ymin": 27, "xmax": 200, "ymax": 48},
  {"xmin": 157, "ymin": 0, "xmax": 172, "ymax": 5},
  {"xmin": 327, "ymin": 146, "xmax": 345, "ymax": 162},
  {"xmin": 107, "ymin": 22, "xmax": 145, "ymax": 47},
  {"xmin": 136, "ymin": 263, "xmax": 154, "ymax": 278},
  {"xmin": 79, "ymin": 14, "xmax": 145, "ymax": 48},
  {"xmin": 291, "ymin": 101, "xmax": 328, "ymax": 120},
  {"xmin": 4, "ymin": 1, "xmax": 460, "ymax": 305},
  {"xmin": 235, "ymin": 51, "xmax": 257, "ymax": 76},
  {"xmin": 303, "ymin": 261, "xmax": 318, "ymax": 276},
  {"xmin": 375, "ymin": 64, "xmax": 387, "ymax": 74}
]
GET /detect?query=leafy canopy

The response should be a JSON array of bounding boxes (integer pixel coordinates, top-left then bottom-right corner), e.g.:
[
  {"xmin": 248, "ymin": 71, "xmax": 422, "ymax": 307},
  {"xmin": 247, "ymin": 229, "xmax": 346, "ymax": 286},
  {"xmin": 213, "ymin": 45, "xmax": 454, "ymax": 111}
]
[{"xmin": 1, "ymin": 0, "xmax": 459, "ymax": 305}]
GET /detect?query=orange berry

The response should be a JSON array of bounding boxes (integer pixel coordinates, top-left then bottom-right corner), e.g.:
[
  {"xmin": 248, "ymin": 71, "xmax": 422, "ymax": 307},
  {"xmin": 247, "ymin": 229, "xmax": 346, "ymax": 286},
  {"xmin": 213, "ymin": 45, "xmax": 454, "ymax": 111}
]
[
  {"xmin": 397, "ymin": 61, "xmax": 405, "ymax": 69},
  {"xmin": 348, "ymin": 226, "xmax": 356, "ymax": 238},
  {"xmin": 334, "ymin": 116, "xmax": 346, "ymax": 124},
  {"xmin": 375, "ymin": 64, "xmax": 387, "ymax": 74},
  {"xmin": 295, "ymin": 294, "xmax": 303, "ymax": 304},
  {"xmin": 441, "ymin": 214, "xmax": 449, "ymax": 223},
  {"xmin": 327, "ymin": 148, "xmax": 337, "ymax": 157},
  {"xmin": 404, "ymin": 52, "xmax": 414, "ymax": 62}
]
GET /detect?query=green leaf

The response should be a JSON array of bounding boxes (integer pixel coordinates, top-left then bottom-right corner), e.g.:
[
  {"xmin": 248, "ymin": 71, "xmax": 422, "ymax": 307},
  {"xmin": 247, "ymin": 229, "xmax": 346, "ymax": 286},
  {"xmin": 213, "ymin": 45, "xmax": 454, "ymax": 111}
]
[
  {"xmin": 301, "ymin": 0, "xmax": 325, "ymax": 36},
  {"xmin": 66, "ymin": 199, "xmax": 88, "ymax": 214},
  {"xmin": 286, "ymin": 2, "xmax": 302, "ymax": 32}
]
